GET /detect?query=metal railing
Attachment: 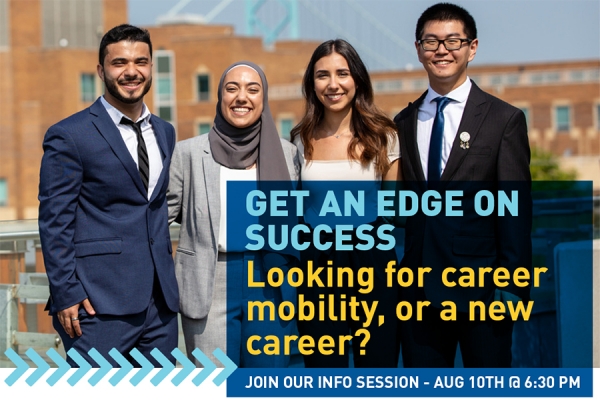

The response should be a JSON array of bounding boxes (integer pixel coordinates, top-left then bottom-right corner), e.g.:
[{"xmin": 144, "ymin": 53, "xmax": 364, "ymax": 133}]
[
  {"xmin": 0, "ymin": 222, "xmax": 183, "ymax": 364},
  {"xmin": 0, "ymin": 282, "xmax": 59, "ymax": 354}
]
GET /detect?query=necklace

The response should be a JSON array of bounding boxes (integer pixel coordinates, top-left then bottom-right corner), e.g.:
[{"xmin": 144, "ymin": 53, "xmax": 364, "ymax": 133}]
[{"xmin": 320, "ymin": 128, "xmax": 351, "ymax": 139}]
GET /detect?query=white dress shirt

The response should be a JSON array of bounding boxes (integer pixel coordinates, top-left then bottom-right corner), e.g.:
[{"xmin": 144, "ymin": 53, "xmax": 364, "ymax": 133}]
[
  {"xmin": 417, "ymin": 78, "xmax": 472, "ymax": 180},
  {"xmin": 100, "ymin": 96, "xmax": 163, "ymax": 199},
  {"xmin": 218, "ymin": 166, "xmax": 257, "ymax": 252}
]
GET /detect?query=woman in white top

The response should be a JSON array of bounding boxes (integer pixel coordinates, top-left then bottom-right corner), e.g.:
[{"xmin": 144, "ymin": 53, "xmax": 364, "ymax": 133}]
[
  {"xmin": 168, "ymin": 61, "xmax": 300, "ymax": 367},
  {"xmin": 291, "ymin": 39, "xmax": 402, "ymax": 368}
]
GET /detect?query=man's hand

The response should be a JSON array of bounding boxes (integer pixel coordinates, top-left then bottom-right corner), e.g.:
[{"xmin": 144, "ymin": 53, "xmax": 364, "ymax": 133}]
[{"xmin": 57, "ymin": 299, "xmax": 96, "ymax": 338}]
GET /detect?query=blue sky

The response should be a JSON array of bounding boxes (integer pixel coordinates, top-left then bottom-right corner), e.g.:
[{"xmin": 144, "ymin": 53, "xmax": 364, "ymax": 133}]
[{"xmin": 128, "ymin": 0, "xmax": 600, "ymax": 70}]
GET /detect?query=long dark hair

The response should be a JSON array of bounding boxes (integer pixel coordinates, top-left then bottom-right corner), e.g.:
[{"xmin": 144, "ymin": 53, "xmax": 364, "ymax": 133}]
[{"xmin": 290, "ymin": 39, "xmax": 397, "ymax": 176}]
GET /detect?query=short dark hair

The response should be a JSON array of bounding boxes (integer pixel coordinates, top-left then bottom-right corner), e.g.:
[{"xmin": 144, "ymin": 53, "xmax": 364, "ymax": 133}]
[
  {"xmin": 415, "ymin": 3, "xmax": 477, "ymax": 41},
  {"xmin": 98, "ymin": 24, "xmax": 152, "ymax": 65}
]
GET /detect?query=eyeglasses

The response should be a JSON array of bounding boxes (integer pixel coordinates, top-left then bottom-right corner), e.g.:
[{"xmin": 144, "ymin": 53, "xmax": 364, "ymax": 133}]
[{"xmin": 418, "ymin": 38, "xmax": 472, "ymax": 51}]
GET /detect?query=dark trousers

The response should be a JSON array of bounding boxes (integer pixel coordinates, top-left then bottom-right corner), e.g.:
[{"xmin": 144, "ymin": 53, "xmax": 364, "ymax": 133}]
[
  {"xmin": 399, "ymin": 305, "xmax": 514, "ymax": 367},
  {"xmin": 54, "ymin": 280, "xmax": 178, "ymax": 368},
  {"xmin": 297, "ymin": 237, "xmax": 400, "ymax": 368}
]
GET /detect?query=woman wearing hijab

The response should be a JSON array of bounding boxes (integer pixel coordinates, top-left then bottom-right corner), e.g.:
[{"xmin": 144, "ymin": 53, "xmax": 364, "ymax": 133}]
[
  {"xmin": 168, "ymin": 61, "xmax": 300, "ymax": 367},
  {"xmin": 291, "ymin": 39, "xmax": 402, "ymax": 368}
]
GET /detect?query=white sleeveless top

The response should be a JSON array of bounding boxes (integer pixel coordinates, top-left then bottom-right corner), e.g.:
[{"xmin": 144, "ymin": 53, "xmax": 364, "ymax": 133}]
[{"xmin": 293, "ymin": 135, "xmax": 400, "ymax": 227}]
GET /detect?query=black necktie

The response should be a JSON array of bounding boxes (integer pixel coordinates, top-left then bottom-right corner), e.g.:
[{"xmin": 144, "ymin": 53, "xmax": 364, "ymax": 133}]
[
  {"xmin": 120, "ymin": 117, "xmax": 149, "ymax": 192},
  {"xmin": 427, "ymin": 96, "xmax": 452, "ymax": 183}
]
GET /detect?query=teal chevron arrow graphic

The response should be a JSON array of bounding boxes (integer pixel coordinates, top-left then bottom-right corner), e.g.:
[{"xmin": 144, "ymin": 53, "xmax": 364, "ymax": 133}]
[
  {"xmin": 129, "ymin": 348, "xmax": 153, "ymax": 386},
  {"xmin": 46, "ymin": 348, "xmax": 70, "ymax": 386},
  {"xmin": 88, "ymin": 348, "xmax": 112, "ymax": 386},
  {"xmin": 149, "ymin": 348, "xmax": 174, "ymax": 386},
  {"xmin": 24, "ymin": 348, "xmax": 50, "ymax": 386},
  {"xmin": 212, "ymin": 348, "xmax": 237, "ymax": 386},
  {"xmin": 66, "ymin": 349, "xmax": 91, "ymax": 386},
  {"xmin": 171, "ymin": 348, "xmax": 195, "ymax": 386},
  {"xmin": 108, "ymin": 348, "xmax": 133, "ymax": 386},
  {"xmin": 191, "ymin": 348, "xmax": 215, "ymax": 386},
  {"xmin": 4, "ymin": 348, "xmax": 29, "ymax": 386}
]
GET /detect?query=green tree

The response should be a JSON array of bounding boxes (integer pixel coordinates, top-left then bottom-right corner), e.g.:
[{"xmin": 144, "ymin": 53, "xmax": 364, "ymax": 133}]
[{"xmin": 530, "ymin": 147, "xmax": 577, "ymax": 181}]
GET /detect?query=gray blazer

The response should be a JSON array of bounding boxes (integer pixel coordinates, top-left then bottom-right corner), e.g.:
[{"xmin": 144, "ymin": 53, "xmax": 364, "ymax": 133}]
[{"xmin": 167, "ymin": 134, "xmax": 301, "ymax": 319}]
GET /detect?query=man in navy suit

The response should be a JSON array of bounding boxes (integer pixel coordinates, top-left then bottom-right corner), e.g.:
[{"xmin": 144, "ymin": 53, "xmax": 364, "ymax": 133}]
[
  {"xmin": 38, "ymin": 24, "xmax": 179, "ymax": 367},
  {"xmin": 394, "ymin": 3, "xmax": 532, "ymax": 367}
]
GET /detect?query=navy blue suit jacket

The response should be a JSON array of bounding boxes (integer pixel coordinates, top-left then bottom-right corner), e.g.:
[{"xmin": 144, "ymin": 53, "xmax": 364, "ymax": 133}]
[
  {"xmin": 394, "ymin": 82, "xmax": 532, "ymax": 312},
  {"xmin": 39, "ymin": 98, "xmax": 179, "ymax": 315}
]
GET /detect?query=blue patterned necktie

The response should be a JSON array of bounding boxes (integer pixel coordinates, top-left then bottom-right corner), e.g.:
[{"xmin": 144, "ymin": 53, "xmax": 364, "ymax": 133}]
[{"xmin": 427, "ymin": 96, "xmax": 452, "ymax": 182}]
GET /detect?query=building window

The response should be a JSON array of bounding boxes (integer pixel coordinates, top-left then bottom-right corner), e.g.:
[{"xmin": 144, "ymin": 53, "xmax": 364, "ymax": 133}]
[
  {"xmin": 373, "ymin": 79, "xmax": 402, "ymax": 93},
  {"xmin": 506, "ymin": 74, "xmax": 520, "ymax": 85},
  {"xmin": 154, "ymin": 51, "xmax": 176, "ymax": 125},
  {"xmin": 158, "ymin": 107, "xmax": 172, "ymax": 122},
  {"xmin": 157, "ymin": 55, "xmax": 170, "ymax": 74},
  {"xmin": 412, "ymin": 79, "xmax": 427, "ymax": 90},
  {"xmin": 80, "ymin": 73, "xmax": 95, "ymax": 102},
  {"xmin": 545, "ymin": 72, "xmax": 560, "ymax": 83},
  {"xmin": 156, "ymin": 56, "xmax": 172, "ymax": 102},
  {"xmin": 197, "ymin": 123, "xmax": 211, "ymax": 135},
  {"xmin": 570, "ymin": 70, "xmax": 585, "ymax": 82},
  {"xmin": 490, "ymin": 75, "xmax": 503, "ymax": 86},
  {"xmin": 197, "ymin": 74, "xmax": 210, "ymax": 101},
  {"xmin": 530, "ymin": 73, "xmax": 544, "ymax": 84},
  {"xmin": 0, "ymin": 0, "xmax": 8, "ymax": 48},
  {"xmin": 0, "ymin": 178, "xmax": 7, "ymax": 206},
  {"xmin": 157, "ymin": 77, "xmax": 172, "ymax": 102},
  {"xmin": 41, "ymin": 0, "xmax": 102, "ymax": 49},
  {"xmin": 555, "ymin": 106, "xmax": 570, "ymax": 132},
  {"xmin": 279, "ymin": 119, "xmax": 293, "ymax": 140}
]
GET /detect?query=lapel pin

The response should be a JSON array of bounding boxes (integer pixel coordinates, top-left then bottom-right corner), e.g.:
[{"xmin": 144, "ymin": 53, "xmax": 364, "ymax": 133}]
[{"xmin": 459, "ymin": 132, "xmax": 470, "ymax": 149}]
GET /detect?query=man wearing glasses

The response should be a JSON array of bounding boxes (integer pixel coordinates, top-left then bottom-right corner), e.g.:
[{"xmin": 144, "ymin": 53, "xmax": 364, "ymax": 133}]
[{"xmin": 394, "ymin": 3, "xmax": 531, "ymax": 367}]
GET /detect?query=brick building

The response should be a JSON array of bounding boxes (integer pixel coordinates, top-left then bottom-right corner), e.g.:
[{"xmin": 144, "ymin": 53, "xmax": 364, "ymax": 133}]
[
  {"xmin": 0, "ymin": 0, "xmax": 129, "ymax": 220},
  {"xmin": 0, "ymin": 0, "xmax": 598, "ymax": 221}
]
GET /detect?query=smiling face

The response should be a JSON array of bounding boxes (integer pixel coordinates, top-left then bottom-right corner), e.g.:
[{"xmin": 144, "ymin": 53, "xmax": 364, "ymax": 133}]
[
  {"xmin": 97, "ymin": 40, "xmax": 152, "ymax": 109},
  {"xmin": 416, "ymin": 19, "xmax": 478, "ymax": 95},
  {"xmin": 220, "ymin": 66, "xmax": 264, "ymax": 129},
  {"xmin": 313, "ymin": 51, "xmax": 356, "ymax": 115}
]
